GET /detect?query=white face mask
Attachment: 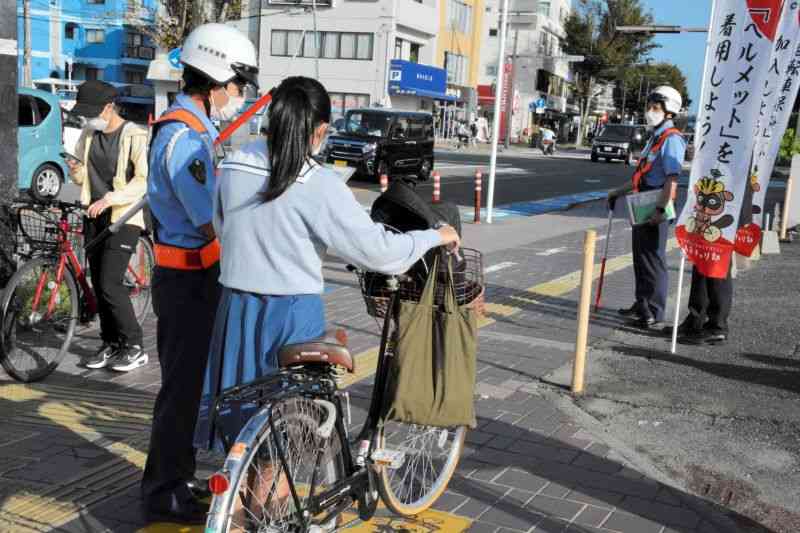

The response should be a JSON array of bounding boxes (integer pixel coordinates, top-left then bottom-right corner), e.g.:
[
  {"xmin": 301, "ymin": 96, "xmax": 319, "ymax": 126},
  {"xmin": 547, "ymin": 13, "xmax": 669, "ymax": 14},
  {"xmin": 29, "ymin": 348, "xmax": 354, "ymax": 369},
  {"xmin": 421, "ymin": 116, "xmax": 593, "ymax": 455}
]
[
  {"xmin": 645, "ymin": 110, "xmax": 665, "ymax": 128},
  {"xmin": 210, "ymin": 90, "xmax": 244, "ymax": 121},
  {"xmin": 86, "ymin": 117, "xmax": 109, "ymax": 131}
]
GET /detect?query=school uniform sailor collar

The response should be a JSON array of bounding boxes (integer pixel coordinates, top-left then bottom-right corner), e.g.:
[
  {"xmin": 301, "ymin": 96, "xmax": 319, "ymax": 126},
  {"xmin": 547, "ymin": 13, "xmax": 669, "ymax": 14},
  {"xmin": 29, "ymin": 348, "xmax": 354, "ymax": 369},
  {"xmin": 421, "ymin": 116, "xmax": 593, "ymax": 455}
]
[{"xmin": 295, "ymin": 157, "xmax": 322, "ymax": 184}]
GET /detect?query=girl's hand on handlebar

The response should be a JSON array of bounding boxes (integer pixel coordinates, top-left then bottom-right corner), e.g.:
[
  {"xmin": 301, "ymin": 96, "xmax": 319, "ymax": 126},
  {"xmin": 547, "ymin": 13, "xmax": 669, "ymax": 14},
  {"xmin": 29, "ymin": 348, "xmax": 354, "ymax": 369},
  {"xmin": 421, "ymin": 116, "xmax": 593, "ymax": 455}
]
[{"xmin": 437, "ymin": 225, "xmax": 460, "ymax": 255}]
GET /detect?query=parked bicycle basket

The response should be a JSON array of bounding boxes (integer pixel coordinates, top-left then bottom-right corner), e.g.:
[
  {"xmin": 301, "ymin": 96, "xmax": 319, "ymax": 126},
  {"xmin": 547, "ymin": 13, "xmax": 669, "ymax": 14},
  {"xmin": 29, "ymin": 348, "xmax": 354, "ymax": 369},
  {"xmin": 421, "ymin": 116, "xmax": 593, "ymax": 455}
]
[
  {"xmin": 13, "ymin": 204, "xmax": 82, "ymax": 259},
  {"xmin": 357, "ymin": 248, "xmax": 484, "ymax": 318}
]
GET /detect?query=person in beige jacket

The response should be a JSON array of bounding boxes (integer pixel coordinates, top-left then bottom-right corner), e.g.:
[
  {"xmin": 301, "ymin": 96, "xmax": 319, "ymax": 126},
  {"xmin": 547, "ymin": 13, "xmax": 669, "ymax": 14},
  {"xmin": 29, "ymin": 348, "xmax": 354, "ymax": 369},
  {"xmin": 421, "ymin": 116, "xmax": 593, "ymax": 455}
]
[{"xmin": 67, "ymin": 81, "xmax": 148, "ymax": 372}]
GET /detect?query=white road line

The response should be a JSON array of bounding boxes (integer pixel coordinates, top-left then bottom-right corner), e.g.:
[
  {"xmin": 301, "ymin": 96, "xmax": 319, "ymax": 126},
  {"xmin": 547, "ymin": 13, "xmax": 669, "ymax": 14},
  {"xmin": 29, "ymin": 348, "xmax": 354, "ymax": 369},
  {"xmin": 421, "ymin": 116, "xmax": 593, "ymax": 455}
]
[
  {"xmin": 536, "ymin": 247, "xmax": 567, "ymax": 256},
  {"xmin": 585, "ymin": 179, "xmax": 601, "ymax": 183},
  {"xmin": 484, "ymin": 261, "xmax": 517, "ymax": 273}
]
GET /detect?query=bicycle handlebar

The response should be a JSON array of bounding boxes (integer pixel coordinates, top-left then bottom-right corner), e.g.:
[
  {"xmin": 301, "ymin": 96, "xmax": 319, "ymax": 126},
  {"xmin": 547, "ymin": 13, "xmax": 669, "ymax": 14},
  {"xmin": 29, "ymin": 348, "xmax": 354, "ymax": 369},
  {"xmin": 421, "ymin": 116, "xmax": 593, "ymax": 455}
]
[{"xmin": 15, "ymin": 197, "xmax": 86, "ymax": 214}]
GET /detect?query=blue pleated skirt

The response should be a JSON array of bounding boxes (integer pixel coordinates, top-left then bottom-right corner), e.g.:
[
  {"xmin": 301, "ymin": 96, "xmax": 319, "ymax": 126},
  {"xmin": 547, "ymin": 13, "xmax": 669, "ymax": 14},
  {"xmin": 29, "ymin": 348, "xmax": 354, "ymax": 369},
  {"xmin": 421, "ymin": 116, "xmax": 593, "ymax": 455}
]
[{"xmin": 193, "ymin": 287, "xmax": 326, "ymax": 451}]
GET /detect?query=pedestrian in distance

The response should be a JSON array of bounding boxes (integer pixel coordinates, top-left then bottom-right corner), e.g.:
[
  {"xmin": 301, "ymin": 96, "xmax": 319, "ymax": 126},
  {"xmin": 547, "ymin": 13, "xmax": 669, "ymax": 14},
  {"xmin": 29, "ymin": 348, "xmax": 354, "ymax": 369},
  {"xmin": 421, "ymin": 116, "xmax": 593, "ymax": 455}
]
[
  {"xmin": 191, "ymin": 76, "xmax": 461, "ymax": 520},
  {"xmin": 140, "ymin": 23, "xmax": 259, "ymax": 525},
  {"xmin": 470, "ymin": 118, "xmax": 479, "ymax": 146},
  {"xmin": 607, "ymin": 86, "xmax": 686, "ymax": 330},
  {"xmin": 66, "ymin": 81, "xmax": 149, "ymax": 372},
  {"xmin": 541, "ymin": 124, "xmax": 556, "ymax": 155},
  {"xmin": 457, "ymin": 121, "xmax": 471, "ymax": 149}
]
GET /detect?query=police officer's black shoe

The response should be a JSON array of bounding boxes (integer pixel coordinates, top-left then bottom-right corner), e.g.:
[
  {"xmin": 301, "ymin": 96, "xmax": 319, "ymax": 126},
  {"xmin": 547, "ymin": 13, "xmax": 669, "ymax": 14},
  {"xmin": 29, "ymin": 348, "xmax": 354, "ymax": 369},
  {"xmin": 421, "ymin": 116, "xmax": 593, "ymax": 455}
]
[
  {"xmin": 185, "ymin": 476, "xmax": 212, "ymax": 500},
  {"xmin": 680, "ymin": 329, "xmax": 728, "ymax": 345},
  {"xmin": 629, "ymin": 316, "xmax": 661, "ymax": 330},
  {"xmin": 662, "ymin": 320, "xmax": 699, "ymax": 337},
  {"xmin": 144, "ymin": 490, "xmax": 209, "ymax": 525},
  {"xmin": 617, "ymin": 304, "xmax": 641, "ymax": 317}
]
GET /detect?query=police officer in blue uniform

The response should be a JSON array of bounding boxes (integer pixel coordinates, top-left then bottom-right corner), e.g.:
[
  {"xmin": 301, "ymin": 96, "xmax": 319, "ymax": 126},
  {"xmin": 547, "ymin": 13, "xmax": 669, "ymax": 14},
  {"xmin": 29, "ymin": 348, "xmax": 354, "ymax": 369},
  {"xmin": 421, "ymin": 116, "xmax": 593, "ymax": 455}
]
[
  {"xmin": 607, "ymin": 86, "xmax": 686, "ymax": 329},
  {"xmin": 141, "ymin": 23, "xmax": 258, "ymax": 524}
]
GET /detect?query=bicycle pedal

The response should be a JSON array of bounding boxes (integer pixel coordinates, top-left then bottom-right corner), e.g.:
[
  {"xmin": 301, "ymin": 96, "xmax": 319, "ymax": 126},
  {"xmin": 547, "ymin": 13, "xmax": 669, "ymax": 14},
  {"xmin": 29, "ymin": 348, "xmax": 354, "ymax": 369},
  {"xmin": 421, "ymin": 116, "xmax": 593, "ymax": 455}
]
[{"xmin": 371, "ymin": 448, "xmax": 406, "ymax": 469}]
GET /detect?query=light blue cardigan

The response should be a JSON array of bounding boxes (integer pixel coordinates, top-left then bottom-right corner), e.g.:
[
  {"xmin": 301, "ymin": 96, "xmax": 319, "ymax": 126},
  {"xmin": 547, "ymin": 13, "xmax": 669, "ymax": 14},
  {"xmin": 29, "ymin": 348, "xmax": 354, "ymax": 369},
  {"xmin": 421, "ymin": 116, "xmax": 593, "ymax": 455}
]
[{"xmin": 214, "ymin": 140, "xmax": 442, "ymax": 295}]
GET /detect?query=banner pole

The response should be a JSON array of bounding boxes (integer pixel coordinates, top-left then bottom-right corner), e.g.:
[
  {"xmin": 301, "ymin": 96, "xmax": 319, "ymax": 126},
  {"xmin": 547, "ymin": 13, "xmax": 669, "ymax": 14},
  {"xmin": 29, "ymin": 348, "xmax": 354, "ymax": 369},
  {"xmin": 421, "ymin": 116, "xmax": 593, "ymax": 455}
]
[{"xmin": 671, "ymin": 252, "xmax": 687, "ymax": 354}]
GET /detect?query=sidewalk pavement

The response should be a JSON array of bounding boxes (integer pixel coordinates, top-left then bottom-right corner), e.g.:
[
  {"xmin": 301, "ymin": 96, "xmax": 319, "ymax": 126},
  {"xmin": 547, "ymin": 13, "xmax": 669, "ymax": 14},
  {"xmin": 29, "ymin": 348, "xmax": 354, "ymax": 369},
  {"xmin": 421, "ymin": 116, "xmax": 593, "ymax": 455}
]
[{"xmin": 0, "ymin": 197, "xmax": 794, "ymax": 532}]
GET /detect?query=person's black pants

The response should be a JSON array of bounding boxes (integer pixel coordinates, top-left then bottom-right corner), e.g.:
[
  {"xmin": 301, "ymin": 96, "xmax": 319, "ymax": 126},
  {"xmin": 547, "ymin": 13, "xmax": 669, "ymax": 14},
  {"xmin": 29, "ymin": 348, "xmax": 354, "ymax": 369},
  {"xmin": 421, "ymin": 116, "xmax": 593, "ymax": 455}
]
[
  {"xmin": 631, "ymin": 220, "xmax": 669, "ymax": 321},
  {"xmin": 686, "ymin": 266, "xmax": 733, "ymax": 333},
  {"xmin": 141, "ymin": 264, "xmax": 221, "ymax": 501},
  {"xmin": 85, "ymin": 213, "xmax": 142, "ymax": 346}
]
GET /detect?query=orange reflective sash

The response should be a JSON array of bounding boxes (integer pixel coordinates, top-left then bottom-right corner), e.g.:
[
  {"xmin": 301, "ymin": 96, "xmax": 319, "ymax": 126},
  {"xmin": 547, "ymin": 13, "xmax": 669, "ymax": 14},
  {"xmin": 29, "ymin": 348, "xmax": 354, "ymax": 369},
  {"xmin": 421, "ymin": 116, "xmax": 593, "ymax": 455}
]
[
  {"xmin": 631, "ymin": 128, "xmax": 682, "ymax": 192},
  {"xmin": 149, "ymin": 109, "xmax": 207, "ymax": 134},
  {"xmin": 154, "ymin": 239, "xmax": 221, "ymax": 270}
]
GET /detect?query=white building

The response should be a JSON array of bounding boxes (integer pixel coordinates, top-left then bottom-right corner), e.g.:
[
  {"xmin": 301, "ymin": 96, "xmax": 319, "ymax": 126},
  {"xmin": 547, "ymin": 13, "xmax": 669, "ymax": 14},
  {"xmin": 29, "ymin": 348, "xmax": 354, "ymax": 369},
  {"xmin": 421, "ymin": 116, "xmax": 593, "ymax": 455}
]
[
  {"xmin": 476, "ymin": 0, "xmax": 576, "ymax": 141},
  {"xmin": 247, "ymin": 0, "xmax": 447, "ymax": 122}
]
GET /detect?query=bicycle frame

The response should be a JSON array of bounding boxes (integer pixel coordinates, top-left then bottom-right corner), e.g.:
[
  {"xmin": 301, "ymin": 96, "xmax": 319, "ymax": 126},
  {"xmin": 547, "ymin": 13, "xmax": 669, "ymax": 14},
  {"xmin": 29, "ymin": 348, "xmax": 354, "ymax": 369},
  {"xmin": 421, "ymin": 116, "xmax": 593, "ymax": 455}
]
[{"xmin": 208, "ymin": 289, "xmax": 402, "ymax": 532}]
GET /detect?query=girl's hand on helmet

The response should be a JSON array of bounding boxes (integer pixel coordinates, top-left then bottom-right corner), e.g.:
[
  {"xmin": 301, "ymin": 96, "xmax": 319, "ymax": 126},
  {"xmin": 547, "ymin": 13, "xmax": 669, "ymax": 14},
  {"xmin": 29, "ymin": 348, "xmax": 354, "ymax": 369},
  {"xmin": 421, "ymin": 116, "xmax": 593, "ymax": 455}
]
[{"xmin": 437, "ymin": 225, "xmax": 461, "ymax": 254}]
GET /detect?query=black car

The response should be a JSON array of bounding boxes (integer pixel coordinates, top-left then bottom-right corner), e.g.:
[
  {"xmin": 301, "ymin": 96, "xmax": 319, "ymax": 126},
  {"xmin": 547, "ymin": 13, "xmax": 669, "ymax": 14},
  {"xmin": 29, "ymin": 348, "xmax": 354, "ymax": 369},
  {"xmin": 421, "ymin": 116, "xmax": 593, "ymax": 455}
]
[
  {"xmin": 323, "ymin": 109, "xmax": 434, "ymax": 181},
  {"xmin": 590, "ymin": 124, "xmax": 648, "ymax": 165}
]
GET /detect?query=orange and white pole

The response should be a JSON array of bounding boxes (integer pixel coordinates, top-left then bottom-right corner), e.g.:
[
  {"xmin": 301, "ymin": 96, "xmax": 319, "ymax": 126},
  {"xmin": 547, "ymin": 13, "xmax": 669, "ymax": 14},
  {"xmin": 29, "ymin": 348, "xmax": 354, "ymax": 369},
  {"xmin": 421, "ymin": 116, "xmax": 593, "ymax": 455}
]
[
  {"xmin": 474, "ymin": 170, "xmax": 482, "ymax": 223},
  {"xmin": 380, "ymin": 174, "xmax": 388, "ymax": 193},
  {"xmin": 432, "ymin": 172, "xmax": 441, "ymax": 203}
]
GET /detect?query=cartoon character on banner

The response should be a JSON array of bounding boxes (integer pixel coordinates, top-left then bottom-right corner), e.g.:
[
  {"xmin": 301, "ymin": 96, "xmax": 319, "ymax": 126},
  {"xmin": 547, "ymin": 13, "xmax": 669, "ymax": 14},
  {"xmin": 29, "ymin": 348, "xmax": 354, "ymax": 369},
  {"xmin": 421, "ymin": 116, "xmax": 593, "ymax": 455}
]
[
  {"xmin": 685, "ymin": 169, "xmax": 735, "ymax": 243},
  {"xmin": 749, "ymin": 168, "xmax": 762, "ymax": 216}
]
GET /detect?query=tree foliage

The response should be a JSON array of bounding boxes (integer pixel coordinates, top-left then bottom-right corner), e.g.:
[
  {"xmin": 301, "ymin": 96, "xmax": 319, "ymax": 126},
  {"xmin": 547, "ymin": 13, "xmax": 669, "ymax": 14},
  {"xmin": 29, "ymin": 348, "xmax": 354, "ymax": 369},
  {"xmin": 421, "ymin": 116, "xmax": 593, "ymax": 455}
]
[
  {"xmin": 126, "ymin": 0, "xmax": 243, "ymax": 51},
  {"xmin": 562, "ymin": 0, "xmax": 660, "ymax": 144},
  {"xmin": 620, "ymin": 62, "xmax": 690, "ymax": 118}
]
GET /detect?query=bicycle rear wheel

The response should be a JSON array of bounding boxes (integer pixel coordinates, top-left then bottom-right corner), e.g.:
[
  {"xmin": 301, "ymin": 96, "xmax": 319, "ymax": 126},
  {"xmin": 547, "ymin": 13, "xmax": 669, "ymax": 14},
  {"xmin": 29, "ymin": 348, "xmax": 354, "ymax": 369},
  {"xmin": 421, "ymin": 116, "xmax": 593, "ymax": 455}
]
[
  {"xmin": 207, "ymin": 396, "xmax": 345, "ymax": 533},
  {"xmin": 125, "ymin": 235, "xmax": 154, "ymax": 324},
  {"xmin": 0, "ymin": 257, "xmax": 79, "ymax": 382}
]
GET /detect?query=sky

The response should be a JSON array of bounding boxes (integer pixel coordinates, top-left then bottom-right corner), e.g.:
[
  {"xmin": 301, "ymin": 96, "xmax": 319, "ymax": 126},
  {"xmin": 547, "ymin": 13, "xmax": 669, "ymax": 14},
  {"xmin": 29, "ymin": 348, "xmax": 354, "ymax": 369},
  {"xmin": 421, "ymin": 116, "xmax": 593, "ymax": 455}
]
[{"xmin": 640, "ymin": 0, "xmax": 713, "ymax": 115}]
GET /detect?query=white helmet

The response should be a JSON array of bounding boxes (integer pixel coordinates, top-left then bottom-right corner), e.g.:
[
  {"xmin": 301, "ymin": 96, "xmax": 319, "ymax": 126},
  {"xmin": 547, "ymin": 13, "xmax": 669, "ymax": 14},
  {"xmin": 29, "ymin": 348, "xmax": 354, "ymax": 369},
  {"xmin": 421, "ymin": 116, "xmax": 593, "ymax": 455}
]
[
  {"xmin": 648, "ymin": 85, "xmax": 682, "ymax": 115},
  {"xmin": 180, "ymin": 23, "xmax": 259, "ymax": 88}
]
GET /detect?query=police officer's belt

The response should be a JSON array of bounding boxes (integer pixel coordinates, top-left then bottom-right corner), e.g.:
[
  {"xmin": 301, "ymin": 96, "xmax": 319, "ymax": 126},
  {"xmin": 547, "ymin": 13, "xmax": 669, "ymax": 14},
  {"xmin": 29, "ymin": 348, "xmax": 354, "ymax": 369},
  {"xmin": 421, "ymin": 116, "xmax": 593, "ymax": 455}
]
[{"xmin": 154, "ymin": 239, "xmax": 220, "ymax": 270}]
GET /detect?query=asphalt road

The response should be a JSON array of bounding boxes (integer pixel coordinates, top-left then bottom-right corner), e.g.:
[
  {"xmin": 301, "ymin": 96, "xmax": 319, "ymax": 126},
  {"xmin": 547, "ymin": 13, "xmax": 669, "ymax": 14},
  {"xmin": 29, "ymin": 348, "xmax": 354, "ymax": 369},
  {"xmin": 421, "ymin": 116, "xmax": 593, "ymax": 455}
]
[{"xmin": 349, "ymin": 148, "xmax": 634, "ymax": 207}]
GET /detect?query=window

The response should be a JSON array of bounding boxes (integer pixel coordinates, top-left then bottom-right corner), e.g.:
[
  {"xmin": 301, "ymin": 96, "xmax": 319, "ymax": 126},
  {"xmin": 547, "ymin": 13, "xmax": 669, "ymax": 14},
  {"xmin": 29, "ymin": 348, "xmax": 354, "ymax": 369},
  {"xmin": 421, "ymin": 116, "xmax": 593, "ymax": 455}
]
[
  {"xmin": 448, "ymin": 0, "xmax": 472, "ymax": 33},
  {"xmin": 394, "ymin": 117, "xmax": 410, "ymax": 138},
  {"xmin": 489, "ymin": 28, "xmax": 497, "ymax": 37},
  {"xmin": 329, "ymin": 92, "xmax": 370, "ymax": 122},
  {"xmin": 86, "ymin": 67, "xmax": 101, "ymax": 80},
  {"xmin": 126, "ymin": 32, "xmax": 143, "ymax": 47},
  {"xmin": 486, "ymin": 65, "xmax": 497, "ymax": 76},
  {"xmin": 34, "ymin": 97, "xmax": 51, "ymax": 121},
  {"xmin": 86, "ymin": 29, "xmax": 105, "ymax": 43},
  {"xmin": 537, "ymin": 0, "xmax": 550, "ymax": 16},
  {"xmin": 407, "ymin": 118, "xmax": 425, "ymax": 139},
  {"xmin": 444, "ymin": 52, "xmax": 468, "ymax": 84},
  {"xmin": 125, "ymin": 70, "xmax": 146, "ymax": 84},
  {"xmin": 395, "ymin": 37, "xmax": 403, "ymax": 59},
  {"xmin": 273, "ymin": 30, "xmax": 373, "ymax": 60},
  {"xmin": 409, "ymin": 43, "xmax": 420, "ymax": 63},
  {"xmin": 18, "ymin": 95, "xmax": 36, "ymax": 127},
  {"xmin": 65, "ymin": 23, "xmax": 78, "ymax": 39}
]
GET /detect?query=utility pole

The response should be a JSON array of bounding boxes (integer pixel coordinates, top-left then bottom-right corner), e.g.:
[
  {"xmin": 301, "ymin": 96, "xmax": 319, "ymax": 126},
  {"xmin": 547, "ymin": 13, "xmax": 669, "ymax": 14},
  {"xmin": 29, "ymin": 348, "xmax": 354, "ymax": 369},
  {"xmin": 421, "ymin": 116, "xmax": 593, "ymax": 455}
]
[
  {"xmin": 504, "ymin": 27, "xmax": 519, "ymax": 149},
  {"xmin": 486, "ymin": 0, "xmax": 510, "ymax": 223},
  {"xmin": 23, "ymin": 0, "xmax": 31, "ymax": 87}
]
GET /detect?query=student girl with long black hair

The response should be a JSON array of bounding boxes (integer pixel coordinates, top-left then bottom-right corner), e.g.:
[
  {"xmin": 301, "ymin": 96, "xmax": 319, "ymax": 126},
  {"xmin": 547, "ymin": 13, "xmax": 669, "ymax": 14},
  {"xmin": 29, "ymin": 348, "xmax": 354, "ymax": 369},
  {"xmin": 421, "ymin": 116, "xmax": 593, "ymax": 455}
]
[{"xmin": 193, "ymin": 76, "xmax": 460, "ymax": 451}]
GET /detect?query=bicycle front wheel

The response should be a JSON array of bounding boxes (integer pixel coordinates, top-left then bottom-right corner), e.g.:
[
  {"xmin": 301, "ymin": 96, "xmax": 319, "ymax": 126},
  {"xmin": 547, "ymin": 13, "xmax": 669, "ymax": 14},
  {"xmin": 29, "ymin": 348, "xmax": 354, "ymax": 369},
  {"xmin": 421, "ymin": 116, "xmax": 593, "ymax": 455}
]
[
  {"xmin": 125, "ymin": 235, "xmax": 154, "ymax": 324},
  {"xmin": 376, "ymin": 421, "xmax": 466, "ymax": 516},
  {"xmin": 207, "ymin": 396, "xmax": 345, "ymax": 533},
  {"xmin": 0, "ymin": 257, "xmax": 79, "ymax": 382}
]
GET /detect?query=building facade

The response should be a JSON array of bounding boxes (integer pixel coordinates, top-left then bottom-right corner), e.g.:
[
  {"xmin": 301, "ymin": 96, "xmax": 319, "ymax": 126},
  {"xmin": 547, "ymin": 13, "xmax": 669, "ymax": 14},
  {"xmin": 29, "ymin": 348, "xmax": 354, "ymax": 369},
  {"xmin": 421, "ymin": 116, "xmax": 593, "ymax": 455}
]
[
  {"xmin": 476, "ymin": 0, "xmax": 576, "ymax": 142},
  {"xmin": 254, "ymin": 0, "xmax": 447, "ymax": 124},
  {"xmin": 16, "ymin": 0, "xmax": 156, "ymax": 118}
]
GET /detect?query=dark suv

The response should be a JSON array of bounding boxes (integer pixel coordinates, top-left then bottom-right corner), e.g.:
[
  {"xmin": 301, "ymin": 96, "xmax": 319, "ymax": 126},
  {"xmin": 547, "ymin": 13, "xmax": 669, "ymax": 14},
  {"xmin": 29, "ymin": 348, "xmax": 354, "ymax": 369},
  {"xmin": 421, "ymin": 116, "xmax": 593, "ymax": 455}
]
[
  {"xmin": 590, "ymin": 124, "xmax": 648, "ymax": 165},
  {"xmin": 323, "ymin": 109, "xmax": 434, "ymax": 181}
]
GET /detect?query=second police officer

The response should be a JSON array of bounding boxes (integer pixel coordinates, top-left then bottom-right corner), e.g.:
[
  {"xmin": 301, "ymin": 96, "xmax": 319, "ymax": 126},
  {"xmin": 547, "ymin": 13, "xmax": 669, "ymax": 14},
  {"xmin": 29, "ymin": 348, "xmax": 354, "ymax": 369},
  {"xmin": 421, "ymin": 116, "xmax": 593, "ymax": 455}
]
[
  {"xmin": 140, "ymin": 23, "xmax": 259, "ymax": 524},
  {"xmin": 607, "ymin": 86, "xmax": 686, "ymax": 330}
]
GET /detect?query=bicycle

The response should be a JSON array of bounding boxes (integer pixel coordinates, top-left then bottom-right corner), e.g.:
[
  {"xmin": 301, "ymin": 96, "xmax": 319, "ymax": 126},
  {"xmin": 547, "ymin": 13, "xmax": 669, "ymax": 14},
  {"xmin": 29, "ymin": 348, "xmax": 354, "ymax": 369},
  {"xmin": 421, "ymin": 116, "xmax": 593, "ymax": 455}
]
[
  {"xmin": 0, "ymin": 198, "xmax": 154, "ymax": 382},
  {"xmin": 204, "ymin": 248, "xmax": 484, "ymax": 533}
]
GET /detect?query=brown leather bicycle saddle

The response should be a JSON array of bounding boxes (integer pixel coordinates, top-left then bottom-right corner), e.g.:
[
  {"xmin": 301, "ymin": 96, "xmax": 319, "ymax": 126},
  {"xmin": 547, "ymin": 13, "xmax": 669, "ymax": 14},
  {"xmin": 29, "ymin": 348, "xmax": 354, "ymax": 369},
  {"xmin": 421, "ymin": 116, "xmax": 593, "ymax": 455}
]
[{"xmin": 278, "ymin": 329, "xmax": 354, "ymax": 373}]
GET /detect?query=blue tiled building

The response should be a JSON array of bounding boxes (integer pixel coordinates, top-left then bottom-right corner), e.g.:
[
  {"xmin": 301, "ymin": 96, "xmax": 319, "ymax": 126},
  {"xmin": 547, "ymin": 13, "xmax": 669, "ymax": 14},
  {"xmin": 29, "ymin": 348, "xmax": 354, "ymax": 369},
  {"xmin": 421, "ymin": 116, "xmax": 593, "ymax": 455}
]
[{"xmin": 17, "ymin": 0, "xmax": 157, "ymax": 116}]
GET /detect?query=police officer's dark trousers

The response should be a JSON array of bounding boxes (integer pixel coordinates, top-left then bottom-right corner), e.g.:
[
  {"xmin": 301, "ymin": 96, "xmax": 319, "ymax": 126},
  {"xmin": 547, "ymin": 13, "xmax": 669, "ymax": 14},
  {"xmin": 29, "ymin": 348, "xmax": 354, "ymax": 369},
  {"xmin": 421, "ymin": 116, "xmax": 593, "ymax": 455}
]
[
  {"xmin": 686, "ymin": 266, "xmax": 732, "ymax": 333},
  {"xmin": 141, "ymin": 264, "xmax": 221, "ymax": 501},
  {"xmin": 631, "ymin": 220, "xmax": 669, "ymax": 321}
]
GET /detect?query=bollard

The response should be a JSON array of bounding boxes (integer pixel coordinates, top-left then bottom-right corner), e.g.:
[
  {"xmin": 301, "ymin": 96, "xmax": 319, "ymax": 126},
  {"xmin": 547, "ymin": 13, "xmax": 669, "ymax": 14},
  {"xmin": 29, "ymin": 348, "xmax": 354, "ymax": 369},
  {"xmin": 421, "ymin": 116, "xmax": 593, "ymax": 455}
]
[
  {"xmin": 474, "ymin": 170, "xmax": 482, "ymax": 223},
  {"xmin": 432, "ymin": 172, "xmax": 441, "ymax": 204},
  {"xmin": 380, "ymin": 174, "xmax": 388, "ymax": 193},
  {"xmin": 572, "ymin": 230, "xmax": 596, "ymax": 395},
  {"xmin": 781, "ymin": 175, "xmax": 793, "ymax": 240}
]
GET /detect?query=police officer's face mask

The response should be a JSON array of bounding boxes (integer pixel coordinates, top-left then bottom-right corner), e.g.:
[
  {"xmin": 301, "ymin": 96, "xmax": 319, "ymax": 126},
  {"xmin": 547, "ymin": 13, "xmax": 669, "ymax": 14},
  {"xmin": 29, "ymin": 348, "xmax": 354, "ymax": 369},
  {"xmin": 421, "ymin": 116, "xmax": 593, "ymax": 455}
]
[{"xmin": 210, "ymin": 84, "xmax": 244, "ymax": 122}]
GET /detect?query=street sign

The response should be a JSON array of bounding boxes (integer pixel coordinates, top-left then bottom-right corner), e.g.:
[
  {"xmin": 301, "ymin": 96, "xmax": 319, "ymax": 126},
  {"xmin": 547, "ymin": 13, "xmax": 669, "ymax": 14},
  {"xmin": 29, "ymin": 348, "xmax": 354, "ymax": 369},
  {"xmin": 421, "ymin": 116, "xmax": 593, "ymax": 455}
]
[{"xmin": 167, "ymin": 48, "xmax": 182, "ymax": 69}]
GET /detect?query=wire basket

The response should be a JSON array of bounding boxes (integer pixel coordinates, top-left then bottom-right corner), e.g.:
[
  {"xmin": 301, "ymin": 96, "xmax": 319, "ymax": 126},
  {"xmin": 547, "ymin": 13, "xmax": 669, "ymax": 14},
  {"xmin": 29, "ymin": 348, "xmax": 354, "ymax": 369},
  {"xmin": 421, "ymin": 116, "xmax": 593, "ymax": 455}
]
[
  {"xmin": 13, "ymin": 205, "xmax": 82, "ymax": 259},
  {"xmin": 358, "ymin": 248, "xmax": 485, "ymax": 319}
]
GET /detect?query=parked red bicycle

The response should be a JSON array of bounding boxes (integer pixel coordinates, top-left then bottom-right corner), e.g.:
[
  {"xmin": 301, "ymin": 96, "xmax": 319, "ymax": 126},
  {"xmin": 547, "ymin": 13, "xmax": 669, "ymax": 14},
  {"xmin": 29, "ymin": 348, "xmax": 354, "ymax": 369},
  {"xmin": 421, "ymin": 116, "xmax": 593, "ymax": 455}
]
[{"xmin": 0, "ymin": 199, "xmax": 154, "ymax": 382}]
